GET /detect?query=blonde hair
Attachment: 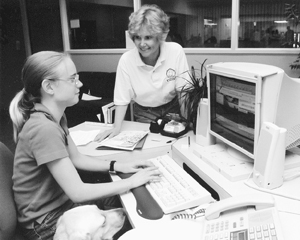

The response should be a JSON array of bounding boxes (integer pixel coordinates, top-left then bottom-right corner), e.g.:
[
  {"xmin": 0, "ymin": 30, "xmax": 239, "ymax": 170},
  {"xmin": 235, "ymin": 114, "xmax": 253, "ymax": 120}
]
[
  {"xmin": 9, "ymin": 51, "xmax": 71, "ymax": 142},
  {"xmin": 128, "ymin": 4, "xmax": 170, "ymax": 42}
]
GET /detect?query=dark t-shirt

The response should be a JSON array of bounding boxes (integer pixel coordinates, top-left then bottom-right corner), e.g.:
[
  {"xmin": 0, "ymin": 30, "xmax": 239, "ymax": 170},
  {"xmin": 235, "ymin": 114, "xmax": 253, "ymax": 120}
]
[{"xmin": 13, "ymin": 103, "xmax": 70, "ymax": 228}]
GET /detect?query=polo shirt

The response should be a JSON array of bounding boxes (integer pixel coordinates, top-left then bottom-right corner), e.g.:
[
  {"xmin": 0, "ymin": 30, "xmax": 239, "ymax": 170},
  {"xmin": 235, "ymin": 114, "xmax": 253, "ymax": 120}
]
[
  {"xmin": 13, "ymin": 103, "xmax": 70, "ymax": 228},
  {"xmin": 114, "ymin": 42, "xmax": 189, "ymax": 107}
]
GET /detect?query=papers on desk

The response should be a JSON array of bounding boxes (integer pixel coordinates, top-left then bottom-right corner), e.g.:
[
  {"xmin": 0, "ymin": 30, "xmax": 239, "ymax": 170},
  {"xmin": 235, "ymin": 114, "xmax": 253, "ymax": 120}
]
[
  {"xmin": 70, "ymin": 130, "xmax": 99, "ymax": 146},
  {"xmin": 97, "ymin": 130, "xmax": 149, "ymax": 151},
  {"xmin": 81, "ymin": 93, "xmax": 102, "ymax": 101}
]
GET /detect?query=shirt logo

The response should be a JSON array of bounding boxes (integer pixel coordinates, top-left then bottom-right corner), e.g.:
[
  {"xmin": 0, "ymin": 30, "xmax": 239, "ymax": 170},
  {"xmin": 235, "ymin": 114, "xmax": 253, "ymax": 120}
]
[{"xmin": 166, "ymin": 68, "xmax": 176, "ymax": 82}]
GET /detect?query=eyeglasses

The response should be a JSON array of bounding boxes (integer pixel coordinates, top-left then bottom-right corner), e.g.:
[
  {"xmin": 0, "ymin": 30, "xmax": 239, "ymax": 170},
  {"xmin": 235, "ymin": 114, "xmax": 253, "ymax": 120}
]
[{"xmin": 48, "ymin": 74, "xmax": 80, "ymax": 85}]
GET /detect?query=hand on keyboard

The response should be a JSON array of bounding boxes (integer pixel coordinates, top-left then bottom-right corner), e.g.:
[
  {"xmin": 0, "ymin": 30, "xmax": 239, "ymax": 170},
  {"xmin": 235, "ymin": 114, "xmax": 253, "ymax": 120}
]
[
  {"xmin": 126, "ymin": 166, "xmax": 161, "ymax": 189},
  {"xmin": 115, "ymin": 159, "xmax": 156, "ymax": 174},
  {"xmin": 145, "ymin": 155, "xmax": 213, "ymax": 214}
]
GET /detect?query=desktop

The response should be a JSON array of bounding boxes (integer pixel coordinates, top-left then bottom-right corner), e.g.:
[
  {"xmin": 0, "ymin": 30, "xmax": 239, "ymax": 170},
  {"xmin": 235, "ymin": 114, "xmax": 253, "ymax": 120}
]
[
  {"xmin": 195, "ymin": 62, "xmax": 300, "ymax": 181},
  {"xmin": 70, "ymin": 63, "xmax": 300, "ymax": 239}
]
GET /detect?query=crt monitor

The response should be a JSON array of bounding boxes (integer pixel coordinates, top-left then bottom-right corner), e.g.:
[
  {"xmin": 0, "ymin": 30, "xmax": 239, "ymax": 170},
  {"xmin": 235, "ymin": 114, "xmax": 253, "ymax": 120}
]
[{"xmin": 206, "ymin": 62, "xmax": 300, "ymax": 160}]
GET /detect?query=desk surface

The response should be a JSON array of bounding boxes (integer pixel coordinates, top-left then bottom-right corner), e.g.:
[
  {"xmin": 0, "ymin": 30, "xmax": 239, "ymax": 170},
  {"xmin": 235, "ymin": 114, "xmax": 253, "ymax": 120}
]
[
  {"xmin": 70, "ymin": 121, "xmax": 175, "ymax": 161},
  {"xmin": 172, "ymin": 135, "xmax": 300, "ymax": 239},
  {"xmin": 72, "ymin": 121, "xmax": 300, "ymax": 239}
]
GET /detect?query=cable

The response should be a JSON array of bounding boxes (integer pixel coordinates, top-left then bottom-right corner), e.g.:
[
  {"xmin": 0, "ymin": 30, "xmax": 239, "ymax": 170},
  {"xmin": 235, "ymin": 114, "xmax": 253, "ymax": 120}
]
[{"xmin": 172, "ymin": 208, "xmax": 206, "ymax": 220}]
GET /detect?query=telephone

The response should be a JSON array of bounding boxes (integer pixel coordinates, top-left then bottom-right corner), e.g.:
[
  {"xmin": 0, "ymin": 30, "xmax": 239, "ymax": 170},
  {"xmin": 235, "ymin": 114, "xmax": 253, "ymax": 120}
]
[{"xmin": 201, "ymin": 194, "xmax": 284, "ymax": 240}]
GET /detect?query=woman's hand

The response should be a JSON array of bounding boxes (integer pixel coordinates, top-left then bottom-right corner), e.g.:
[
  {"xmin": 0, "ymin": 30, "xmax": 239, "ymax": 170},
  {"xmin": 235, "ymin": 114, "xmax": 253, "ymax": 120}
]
[
  {"xmin": 115, "ymin": 160, "xmax": 155, "ymax": 173},
  {"xmin": 115, "ymin": 160, "xmax": 161, "ymax": 189},
  {"xmin": 128, "ymin": 166, "xmax": 161, "ymax": 189},
  {"xmin": 94, "ymin": 127, "xmax": 121, "ymax": 142}
]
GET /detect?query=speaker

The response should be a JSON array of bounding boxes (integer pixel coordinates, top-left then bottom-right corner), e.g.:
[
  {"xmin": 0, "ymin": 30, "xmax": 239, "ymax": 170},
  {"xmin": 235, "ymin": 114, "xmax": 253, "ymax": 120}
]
[
  {"xmin": 253, "ymin": 122, "xmax": 286, "ymax": 190},
  {"xmin": 195, "ymin": 98, "xmax": 215, "ymax": 146}
]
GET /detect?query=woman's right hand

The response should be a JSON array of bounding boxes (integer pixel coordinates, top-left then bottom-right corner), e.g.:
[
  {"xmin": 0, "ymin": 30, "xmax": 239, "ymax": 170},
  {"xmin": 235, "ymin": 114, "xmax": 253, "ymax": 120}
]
[
  {"xmin": 94, "ymin": 127, "xmax": 121, "ymax": 142},
  {"xmin": 128, "ymin": 166, "xmax": 161, "ymax": 189}
]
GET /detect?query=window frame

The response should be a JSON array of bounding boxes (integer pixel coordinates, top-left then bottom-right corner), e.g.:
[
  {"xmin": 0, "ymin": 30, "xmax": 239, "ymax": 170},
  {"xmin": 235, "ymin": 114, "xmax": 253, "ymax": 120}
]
[{"xmin": 59, "ymin": 0, "xmax": 297, "ymax": 55}]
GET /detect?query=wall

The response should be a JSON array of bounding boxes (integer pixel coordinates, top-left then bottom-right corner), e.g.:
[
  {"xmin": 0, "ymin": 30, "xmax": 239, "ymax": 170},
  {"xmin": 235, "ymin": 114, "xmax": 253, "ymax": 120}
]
[{"xmin": 71, "ymin": 52, "xmax": 299, "ymax": 78}]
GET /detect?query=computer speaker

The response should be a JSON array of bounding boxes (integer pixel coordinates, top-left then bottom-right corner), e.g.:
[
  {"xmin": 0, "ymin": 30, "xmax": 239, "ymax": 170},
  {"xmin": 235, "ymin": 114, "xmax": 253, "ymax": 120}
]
[
  {"xmin": 195, "ymin": 98, "xmax": 215, "ymax": 146},
  {"xmin": 253, "ymin": 122, "xmax": 286, "ymax": 190}
]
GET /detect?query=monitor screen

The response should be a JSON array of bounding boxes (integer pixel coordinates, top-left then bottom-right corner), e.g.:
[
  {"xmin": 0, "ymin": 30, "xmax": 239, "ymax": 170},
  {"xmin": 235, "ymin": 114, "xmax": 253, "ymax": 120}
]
[{"xmin": 209, "ymin": 73, "xmax": 256, "ymax": 155}]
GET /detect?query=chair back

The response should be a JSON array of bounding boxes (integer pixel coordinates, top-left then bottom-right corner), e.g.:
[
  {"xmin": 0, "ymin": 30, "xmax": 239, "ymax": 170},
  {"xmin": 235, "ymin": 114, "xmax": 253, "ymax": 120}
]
[{"xmin": 0, "ymin": 142, "xmax": 24, "ymax": 240}]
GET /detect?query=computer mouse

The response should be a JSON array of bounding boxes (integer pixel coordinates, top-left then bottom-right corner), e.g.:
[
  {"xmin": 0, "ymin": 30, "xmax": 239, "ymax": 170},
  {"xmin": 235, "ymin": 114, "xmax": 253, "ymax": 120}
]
[{"xmin": 117, "ymin": 172, "xmax": 164, "ymax": 220}]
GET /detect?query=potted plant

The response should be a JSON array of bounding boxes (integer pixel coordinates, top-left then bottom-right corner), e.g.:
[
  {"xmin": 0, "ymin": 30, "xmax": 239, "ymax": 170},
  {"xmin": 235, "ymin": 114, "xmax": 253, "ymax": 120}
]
[
  {"xmin": 178, "ymin": 59, "xmax": 208, "ymax": 133},
  {"xmin": 290, "ymin": 52, "xmax": 300, "ymax": 72}
]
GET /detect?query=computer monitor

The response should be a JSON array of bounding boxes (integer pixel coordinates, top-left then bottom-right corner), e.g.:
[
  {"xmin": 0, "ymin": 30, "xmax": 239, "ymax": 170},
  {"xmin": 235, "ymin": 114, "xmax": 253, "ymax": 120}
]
[{"xmin": 206, "ymin": 62, "xmax": 300, "ymax": 161}]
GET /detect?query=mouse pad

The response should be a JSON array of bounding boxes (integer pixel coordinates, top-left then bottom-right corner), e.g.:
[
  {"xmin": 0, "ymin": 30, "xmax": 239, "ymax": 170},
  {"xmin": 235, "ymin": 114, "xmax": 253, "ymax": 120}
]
[{"xmin": 96, "ymin": 135, "xmax": 147, "ymax": 150}]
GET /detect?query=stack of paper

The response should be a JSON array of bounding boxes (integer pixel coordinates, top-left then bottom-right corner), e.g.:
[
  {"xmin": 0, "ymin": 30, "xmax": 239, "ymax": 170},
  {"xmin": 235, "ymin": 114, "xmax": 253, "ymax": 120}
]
[
  {"xmin": 102, "ymin": 102, "xmax": 116, "ymax": 124},
  {"xmin": 97, "ymin": 131, "xmax": 149, "ymax": 150}
]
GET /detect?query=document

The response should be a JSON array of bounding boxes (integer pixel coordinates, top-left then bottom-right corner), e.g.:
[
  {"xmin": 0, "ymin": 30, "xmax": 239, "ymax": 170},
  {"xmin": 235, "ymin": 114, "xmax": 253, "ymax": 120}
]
[
  {"xmin": 70, "ymin": 130, "xmax": 100, "ymax": 146},
  {"xmin": 81, "ymin": 93, "xmax": 102, "ymax": 101},
  {"xmin": 98, "ymin": 130, "xmax": 149, "ymax": 150}
]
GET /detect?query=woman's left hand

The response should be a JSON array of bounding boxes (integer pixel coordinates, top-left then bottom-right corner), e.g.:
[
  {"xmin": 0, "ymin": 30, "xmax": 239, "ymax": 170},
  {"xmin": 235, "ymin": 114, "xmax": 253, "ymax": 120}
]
[{"xmin": 115, "ymin": 160, "xmax": 155, "ymax": 173}]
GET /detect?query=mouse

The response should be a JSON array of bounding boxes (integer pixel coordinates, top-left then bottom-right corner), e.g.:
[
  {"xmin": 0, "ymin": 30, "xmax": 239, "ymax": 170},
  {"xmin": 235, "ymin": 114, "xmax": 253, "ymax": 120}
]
[{"xmin": 117, "ymin": 172, "xmax": 164, "ymax": 220}]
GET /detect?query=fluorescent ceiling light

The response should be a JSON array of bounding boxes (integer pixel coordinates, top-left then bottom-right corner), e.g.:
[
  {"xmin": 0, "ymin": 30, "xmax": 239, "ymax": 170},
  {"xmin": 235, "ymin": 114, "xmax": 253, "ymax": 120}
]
[{"xmin": 274, "ymin": 20, "xmax": 288, "ymax": 23}]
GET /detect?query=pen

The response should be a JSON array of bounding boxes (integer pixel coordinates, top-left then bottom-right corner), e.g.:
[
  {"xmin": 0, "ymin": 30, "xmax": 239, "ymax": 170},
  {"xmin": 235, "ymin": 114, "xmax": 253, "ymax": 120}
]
[
  {"xmin": 188, "ymin": 136, "xmax": 190, "ymax": 146},
  {"xmin": 166, "ymin": 134, "xmax": 187, "ymax": 144}
]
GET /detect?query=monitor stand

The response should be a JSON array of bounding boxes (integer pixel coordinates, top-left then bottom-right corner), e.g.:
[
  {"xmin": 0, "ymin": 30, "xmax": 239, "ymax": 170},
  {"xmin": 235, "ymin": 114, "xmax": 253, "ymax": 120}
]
[
  {"xmin": 193, "ymin": 143, "xmax": 253, "ymax": 182},
  {"xmin": 193, "ymin": 143, "xmax": 300, "ymax": 182}
]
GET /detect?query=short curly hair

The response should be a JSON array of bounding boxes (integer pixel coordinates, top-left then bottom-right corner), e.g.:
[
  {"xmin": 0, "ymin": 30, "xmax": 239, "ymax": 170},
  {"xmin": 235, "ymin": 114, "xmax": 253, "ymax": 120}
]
[{"xmin": 128, "ymin": 4, "xmax": 170, "ymax": 42}]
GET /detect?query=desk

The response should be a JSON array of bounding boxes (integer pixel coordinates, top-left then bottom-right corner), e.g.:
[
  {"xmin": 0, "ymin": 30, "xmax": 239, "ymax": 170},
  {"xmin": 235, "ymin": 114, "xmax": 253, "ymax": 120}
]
[
  {"xmin": 71, "ymin": 122, "xmax": 300, "ymax": 238},
  {"xmin": 172, "ymin": 134, "xmax": 300, "ymax": 239},
  {"xmin": 70, "ymin": 121, "xmax": 193, "ymax": 228},
  {"xmin": 70, "ymin": 121, "xmax": 175, "ymax": 161}
]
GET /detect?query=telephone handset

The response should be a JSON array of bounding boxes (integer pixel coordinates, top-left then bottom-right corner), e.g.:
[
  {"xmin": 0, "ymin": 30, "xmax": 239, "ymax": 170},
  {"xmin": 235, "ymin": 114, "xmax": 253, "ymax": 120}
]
[
  {"xmin": 202, "ymin": 194, "xmax": 284, "ymax": 240},
  {"xmin": 205, "ymin": 194, "xmax": 275, "ymax": 220}
]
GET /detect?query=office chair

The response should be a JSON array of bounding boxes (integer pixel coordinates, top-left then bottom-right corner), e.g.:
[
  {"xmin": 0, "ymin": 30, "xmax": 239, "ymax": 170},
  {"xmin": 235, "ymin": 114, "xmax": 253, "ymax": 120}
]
[{"xmin": 0, "ymin": 142, "xmax": 25, "ymax": 240}]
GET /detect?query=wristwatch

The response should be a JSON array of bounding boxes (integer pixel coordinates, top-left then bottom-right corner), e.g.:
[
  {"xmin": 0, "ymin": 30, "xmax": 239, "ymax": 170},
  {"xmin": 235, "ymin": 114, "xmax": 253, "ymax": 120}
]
[{"xmin": 109, "ymin": 160, "xmax": 116, "ymax": 173}]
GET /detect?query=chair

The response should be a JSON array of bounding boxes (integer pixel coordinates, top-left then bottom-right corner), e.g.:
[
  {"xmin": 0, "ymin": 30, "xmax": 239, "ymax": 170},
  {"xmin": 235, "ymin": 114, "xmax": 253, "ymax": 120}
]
[{"xmin": 0, "ymin": 142, "xmax": 25, "ymax": 240}]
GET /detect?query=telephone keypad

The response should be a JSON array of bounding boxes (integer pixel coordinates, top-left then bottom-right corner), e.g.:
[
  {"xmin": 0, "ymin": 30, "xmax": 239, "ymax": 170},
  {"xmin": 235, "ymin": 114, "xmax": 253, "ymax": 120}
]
[{"xmin": 203, "ymin": 213, "xmax": 279, "ymax": 240}]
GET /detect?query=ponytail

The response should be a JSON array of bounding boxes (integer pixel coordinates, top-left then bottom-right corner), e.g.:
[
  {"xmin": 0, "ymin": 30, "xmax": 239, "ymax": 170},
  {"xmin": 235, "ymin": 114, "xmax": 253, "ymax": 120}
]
[{"xmin": 9, "ymin": 88, "xmax": 39, "ymax": 142}]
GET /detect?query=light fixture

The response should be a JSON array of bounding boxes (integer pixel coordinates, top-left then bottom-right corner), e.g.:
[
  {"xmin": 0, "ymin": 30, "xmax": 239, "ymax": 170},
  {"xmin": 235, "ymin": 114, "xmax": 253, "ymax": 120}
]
[{"xmin": 274, "ymin": 20, "xmax": 288, "ymax": 23}]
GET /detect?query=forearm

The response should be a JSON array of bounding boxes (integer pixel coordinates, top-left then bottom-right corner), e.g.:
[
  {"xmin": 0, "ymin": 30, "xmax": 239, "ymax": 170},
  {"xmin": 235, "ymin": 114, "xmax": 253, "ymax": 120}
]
[
  {"xmin": 68, "ymin": 134, "xmax": 119, "ymax": 171},
  {"xmin": 72, "ymin": 154, "xmax": 128, "ymax": 172},
  {"xmin": 48, "ymin": 157, "xmax": 133, "ymax": 202},
  {"xmin": 113, "ymin": 104, "xmax": 128, "ymax": 130},
  {"xmin": 72, "ymin": 178, "xmax": 133, "ymax": 203}
]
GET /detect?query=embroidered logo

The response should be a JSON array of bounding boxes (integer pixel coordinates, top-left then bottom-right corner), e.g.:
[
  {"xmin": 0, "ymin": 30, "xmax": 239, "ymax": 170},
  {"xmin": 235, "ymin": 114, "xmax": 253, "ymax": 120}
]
[{"xmin": 166, "ymin": 68, "xmax": 176, "ymax": 82}]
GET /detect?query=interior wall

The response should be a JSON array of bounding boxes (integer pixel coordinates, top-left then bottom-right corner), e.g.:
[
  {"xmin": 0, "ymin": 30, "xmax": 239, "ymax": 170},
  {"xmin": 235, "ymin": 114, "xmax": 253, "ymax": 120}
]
[{"xmin": 71, "ymin": 53, "xmax": 299, "ymax": 78}]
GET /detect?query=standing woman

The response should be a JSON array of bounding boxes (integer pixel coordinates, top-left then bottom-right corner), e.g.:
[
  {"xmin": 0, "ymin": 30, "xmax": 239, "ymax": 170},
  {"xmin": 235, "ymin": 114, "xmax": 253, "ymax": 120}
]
[
  {"xmin": 9, "ymin": 51, "xmax": 160, "ymax": 240},
  {"xmin": 96, "ymin": 4, "xmax": 189, "ymax": 141}
]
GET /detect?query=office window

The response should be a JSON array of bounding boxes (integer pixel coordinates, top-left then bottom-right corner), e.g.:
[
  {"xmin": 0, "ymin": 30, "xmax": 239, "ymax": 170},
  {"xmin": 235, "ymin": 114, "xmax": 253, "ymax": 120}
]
[
  {"xmin": 141, "ymin": 0, "xmax": 232, "ymax": 48},
  {"xmin": 64, "ymin": 0, "xmax": 299, "ymax": 50},
  {"xmin": 67, "ymin": 0, "xmax": 133, "ymax": 49},
  {"xmin": 26, "ymin": 0, "xmax": 63, "ymax": 52},
  {"xmin": 239, "ymin": 0, "xmax": 299, "ymax": 48}
]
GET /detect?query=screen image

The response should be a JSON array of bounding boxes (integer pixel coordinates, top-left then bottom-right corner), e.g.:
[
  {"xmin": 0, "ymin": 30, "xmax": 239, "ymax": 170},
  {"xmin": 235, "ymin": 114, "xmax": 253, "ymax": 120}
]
[{"xmin": 210, "ymin": 73, "xmax": 256, "ymax": 154}]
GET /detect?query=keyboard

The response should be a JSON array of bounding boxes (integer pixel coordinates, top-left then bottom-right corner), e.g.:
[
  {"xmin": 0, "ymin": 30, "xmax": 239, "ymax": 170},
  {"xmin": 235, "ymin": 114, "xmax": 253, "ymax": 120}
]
[{"xmin": 146, "ymin": 155, "xmax": 213, "ymax": 214}]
